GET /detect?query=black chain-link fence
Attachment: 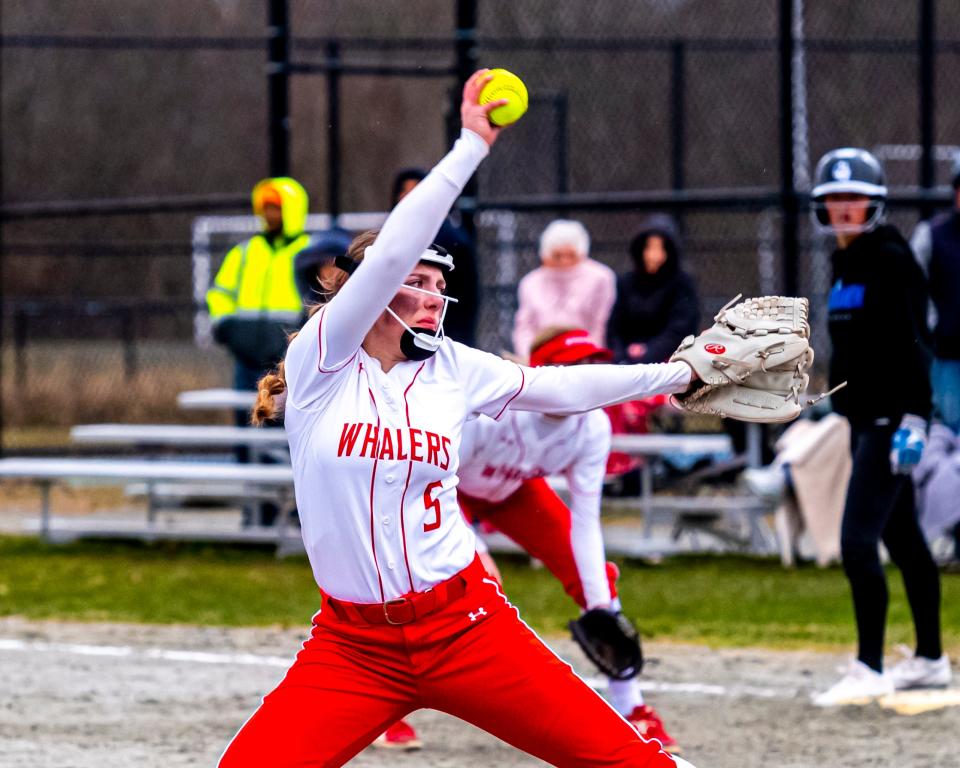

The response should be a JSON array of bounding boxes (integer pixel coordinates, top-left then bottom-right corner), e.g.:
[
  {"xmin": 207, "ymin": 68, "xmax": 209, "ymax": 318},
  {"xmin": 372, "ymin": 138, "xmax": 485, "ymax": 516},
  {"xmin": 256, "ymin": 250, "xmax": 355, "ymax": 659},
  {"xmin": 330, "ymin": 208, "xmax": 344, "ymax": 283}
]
[{"xmin": 2, "ymin": 0, "xmax": 959, "ymax": 451}]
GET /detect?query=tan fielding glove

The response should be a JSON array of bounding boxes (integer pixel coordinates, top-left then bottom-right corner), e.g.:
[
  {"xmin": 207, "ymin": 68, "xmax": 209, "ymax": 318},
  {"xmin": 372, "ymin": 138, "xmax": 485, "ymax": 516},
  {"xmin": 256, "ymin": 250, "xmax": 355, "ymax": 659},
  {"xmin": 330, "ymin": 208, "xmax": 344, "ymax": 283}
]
[{"xmin": 670, "ymin": 296, "xmax": 818, "ymax": 423}]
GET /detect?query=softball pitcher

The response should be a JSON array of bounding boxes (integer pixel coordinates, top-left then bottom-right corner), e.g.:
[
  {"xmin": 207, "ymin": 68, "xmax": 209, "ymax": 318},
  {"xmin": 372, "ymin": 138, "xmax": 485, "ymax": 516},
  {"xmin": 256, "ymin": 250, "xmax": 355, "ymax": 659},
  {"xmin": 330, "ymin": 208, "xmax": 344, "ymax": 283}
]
[{"xmin": 221, "ymin": 71, "xmax": 698, "ymax": 768}]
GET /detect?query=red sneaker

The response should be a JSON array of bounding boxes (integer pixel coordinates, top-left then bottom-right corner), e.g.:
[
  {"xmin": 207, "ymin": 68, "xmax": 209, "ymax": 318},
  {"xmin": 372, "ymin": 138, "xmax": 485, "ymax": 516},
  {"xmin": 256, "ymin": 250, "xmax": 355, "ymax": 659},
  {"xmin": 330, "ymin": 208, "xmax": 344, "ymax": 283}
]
[
  {"xmin": 372, "ymin": 719, "xmax": 423, "ymax": 751},
  {"xmin": 626, "ymin": 705, "xmax": 681, "ymax": 754}
]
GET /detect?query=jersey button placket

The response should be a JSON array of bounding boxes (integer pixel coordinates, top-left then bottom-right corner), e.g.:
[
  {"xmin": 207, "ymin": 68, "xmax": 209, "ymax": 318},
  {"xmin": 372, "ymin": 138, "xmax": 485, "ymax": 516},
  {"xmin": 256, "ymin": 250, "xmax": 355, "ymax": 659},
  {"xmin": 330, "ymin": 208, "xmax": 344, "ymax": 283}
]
[{"xmin": 382, "ymin": 380, "xmax": 397, "ymax": 410}]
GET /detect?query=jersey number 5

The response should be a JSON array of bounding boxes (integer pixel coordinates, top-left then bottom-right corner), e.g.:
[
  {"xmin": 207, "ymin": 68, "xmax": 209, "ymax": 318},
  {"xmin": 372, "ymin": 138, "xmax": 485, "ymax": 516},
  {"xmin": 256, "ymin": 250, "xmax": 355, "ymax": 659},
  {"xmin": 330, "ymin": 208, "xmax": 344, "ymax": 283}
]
[{"xmin": 423, "ymin": 480, "xmax": 443, "ymax": 532}]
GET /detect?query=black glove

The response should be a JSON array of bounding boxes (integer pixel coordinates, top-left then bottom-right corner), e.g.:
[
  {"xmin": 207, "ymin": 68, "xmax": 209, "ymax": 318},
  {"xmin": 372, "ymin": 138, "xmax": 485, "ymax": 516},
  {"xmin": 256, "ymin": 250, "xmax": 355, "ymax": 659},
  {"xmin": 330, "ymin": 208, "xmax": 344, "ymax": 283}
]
[{"xmin": 569, "ymin": 608, "xmax": 643, "ymax": 680}]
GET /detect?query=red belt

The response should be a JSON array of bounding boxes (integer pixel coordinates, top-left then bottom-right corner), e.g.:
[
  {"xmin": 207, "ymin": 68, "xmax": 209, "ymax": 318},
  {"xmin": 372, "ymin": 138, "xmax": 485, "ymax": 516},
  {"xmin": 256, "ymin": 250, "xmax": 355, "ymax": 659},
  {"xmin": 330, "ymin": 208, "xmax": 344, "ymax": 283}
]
[{"xmin": 323, "ymin": 556, "xmax": 483, "ymax": 626}]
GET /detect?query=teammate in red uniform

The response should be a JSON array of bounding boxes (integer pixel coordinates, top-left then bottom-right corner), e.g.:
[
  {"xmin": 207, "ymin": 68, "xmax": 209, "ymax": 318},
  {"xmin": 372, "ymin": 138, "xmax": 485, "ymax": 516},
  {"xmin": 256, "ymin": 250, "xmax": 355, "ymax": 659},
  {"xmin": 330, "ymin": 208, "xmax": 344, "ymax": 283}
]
[
  {"xmin": 221, "ymin": 71, "xmax": 698, "ymax": 767},
  {"xmin": 460, "ymin": 327, "xmax": 681, "ymax": 752}
]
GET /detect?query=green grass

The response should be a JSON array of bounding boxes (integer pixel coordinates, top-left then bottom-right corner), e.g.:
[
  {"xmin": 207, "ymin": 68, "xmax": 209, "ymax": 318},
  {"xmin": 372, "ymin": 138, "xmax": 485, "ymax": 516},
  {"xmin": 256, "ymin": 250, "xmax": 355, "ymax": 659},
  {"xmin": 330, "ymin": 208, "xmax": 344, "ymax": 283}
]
[
  {"xmin": 0, "ymin": 536, "xmax": 320, "ymax": 627},
  {"xmin": 508, "ymin": 555, "xmax": 960, "ymax": 651},
  {"xmin": 1, "ymin": 535, "xmax": 958, "ymax": 652}
]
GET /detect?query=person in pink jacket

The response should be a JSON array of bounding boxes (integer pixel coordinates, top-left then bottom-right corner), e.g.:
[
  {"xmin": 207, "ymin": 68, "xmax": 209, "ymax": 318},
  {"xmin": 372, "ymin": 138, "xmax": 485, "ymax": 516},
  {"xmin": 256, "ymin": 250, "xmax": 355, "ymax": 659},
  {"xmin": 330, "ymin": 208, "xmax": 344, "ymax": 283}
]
[{"xmin": 512, "ymin": 219, "xmax": 617, "ymax": 359}]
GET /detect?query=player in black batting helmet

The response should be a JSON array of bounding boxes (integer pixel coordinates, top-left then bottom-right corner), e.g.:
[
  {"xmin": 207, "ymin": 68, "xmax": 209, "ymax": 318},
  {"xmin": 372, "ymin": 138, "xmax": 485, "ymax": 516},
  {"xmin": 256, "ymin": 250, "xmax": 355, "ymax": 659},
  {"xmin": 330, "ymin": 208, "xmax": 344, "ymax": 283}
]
[
  {"xmin": 811, "ymin": 147, "xmax": 887, "ymax": 235},
  {"xmin": 810, "ymin": 144, "xmax": 949, "ymax": 707}
]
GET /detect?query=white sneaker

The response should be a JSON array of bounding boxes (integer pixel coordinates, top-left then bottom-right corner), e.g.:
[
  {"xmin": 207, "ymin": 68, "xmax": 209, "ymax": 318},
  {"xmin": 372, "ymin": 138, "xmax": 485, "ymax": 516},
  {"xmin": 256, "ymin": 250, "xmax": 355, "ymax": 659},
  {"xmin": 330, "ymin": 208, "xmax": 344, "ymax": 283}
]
[
  {"xmin": 888, "ymin": 647, "xmax": 952, "ymax": 690},
  {"xmin": 812, "ymin": 659, "xmax": 894, "ymax": 706}
]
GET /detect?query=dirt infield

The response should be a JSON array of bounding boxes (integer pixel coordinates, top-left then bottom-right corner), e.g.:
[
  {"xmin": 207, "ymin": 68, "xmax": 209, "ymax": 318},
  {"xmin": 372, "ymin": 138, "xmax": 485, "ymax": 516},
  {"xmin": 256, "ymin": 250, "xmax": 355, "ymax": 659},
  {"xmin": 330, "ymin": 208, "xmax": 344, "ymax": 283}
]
[{"xmin": 1, "ymin": 617, "xmax": 955, "ymax": 767}]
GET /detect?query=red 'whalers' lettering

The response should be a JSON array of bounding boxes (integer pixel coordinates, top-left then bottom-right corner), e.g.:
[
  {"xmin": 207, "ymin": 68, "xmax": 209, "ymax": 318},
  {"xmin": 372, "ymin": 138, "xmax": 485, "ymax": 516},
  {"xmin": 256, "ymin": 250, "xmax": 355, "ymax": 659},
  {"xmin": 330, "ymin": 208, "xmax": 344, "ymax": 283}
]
[
  {"xmin": 440, "ymin": 436, "xmax": 452, "ymax": 470},
  {"xmin": 360, "ymin": 424, "xmax": 380, "ymax": 458},
  {"xmin": 410, "ymin": 429, "xmax": 424, "ymax": 462},
  {"xmin": 425, "ymin": 432, "xmax": 440, "ymax": 466},
  {"xmin": 396, "ymin": 427, "xmax": 408, "ymax": 460},
  {"xmin": 338, "ymin": 422, "xmax": 452, "ymax": 469},
  {"xmin": 378, "ymin": 429, "xmax": 395, "ymax": 460},
  {"xmin": 338, "ymin": 423, "xmax": 363, "ymax": 456}
]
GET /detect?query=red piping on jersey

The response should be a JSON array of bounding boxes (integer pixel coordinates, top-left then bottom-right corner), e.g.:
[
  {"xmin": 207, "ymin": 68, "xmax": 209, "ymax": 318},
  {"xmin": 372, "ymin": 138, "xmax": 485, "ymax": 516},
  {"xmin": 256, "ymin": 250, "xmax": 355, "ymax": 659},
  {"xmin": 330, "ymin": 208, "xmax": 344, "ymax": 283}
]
[
  {"xmin": 366, "ymin": 386, "xmax": 386, "ymax": 602},
  {"xmin": 494, "ymin": 365, "xmax": 526, "ymax": 420},
  {"xmin": 316, "ymin": 307, "xmax": 359, "ymax": 373},
  {"xmin": 397, "ymin": 361, "xmax": 426, "ymax": 593}
]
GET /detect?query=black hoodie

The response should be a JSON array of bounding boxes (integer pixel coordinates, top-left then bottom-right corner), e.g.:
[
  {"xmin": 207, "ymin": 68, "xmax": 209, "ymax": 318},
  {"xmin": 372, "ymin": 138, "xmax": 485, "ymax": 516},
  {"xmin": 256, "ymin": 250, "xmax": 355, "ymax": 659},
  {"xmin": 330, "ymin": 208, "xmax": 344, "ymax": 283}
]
[
  {"xmin": 606, "ymin": 215, "xmax": 700, "ymax": 364},
  {"xmin": 827, "ymin": 223, "xmax": 932, "ymax": 425}
]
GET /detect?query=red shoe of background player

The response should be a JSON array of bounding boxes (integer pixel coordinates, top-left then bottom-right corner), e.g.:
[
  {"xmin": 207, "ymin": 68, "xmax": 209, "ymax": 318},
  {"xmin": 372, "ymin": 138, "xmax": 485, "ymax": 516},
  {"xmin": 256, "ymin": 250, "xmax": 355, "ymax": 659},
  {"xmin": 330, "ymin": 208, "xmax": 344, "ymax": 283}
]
[
  {"xmin": 372, "ymin": 718, "xmax": 423, "ymax": 751},
  {"xmin": 626, "ymin": 705, "xmax": 681, "ymax": 754}
]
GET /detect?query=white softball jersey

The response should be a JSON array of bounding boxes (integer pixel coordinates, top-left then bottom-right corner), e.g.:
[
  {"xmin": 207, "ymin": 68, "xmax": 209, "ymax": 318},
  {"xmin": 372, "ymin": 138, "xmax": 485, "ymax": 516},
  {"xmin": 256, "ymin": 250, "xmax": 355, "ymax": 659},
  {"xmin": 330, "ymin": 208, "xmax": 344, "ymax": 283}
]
[
  {"xmin": 459, "ymin": 409, "xmax": 615, "ymax": 608},
  {"xmin": 282, "ymin": 128, "xmax": 692, "ymax": 603}
]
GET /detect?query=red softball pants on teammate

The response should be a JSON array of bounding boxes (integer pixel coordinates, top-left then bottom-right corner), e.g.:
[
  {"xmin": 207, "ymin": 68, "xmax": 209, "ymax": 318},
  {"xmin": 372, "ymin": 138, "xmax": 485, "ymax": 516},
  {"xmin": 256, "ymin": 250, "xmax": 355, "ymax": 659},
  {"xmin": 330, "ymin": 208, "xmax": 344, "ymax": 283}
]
[
  {"xmin": 218, "ymin": 556, "xmax": 673, "ymax": 768},
  {"xmin": 459, "ymin": 477, "xmax": 619, "ymax": 609}
]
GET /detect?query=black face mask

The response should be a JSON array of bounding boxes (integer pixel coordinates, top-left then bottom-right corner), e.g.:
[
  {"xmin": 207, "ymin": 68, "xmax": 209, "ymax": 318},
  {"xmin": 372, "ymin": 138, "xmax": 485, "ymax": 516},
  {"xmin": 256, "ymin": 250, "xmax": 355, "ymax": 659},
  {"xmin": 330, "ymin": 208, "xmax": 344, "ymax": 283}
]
[{"xmin": 400, "ymin": 327, "xmax": 442, "ymax": 361}]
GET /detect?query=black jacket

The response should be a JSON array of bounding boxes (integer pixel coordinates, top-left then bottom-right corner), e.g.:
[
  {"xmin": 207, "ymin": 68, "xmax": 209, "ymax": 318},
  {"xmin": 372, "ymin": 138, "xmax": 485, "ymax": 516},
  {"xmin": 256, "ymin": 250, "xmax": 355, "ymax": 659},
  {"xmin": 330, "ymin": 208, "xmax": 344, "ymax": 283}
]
[
  {"xmin": 433, "ymin": 218, "xmax": 479, "ymax": 347},
  {"xmin": 606, "ymin": 215, "xmax": 700, "ymax": 364},
  {"xmin": 928, "ymin": 211, "xmax": 960, "ymax": 359},
  {"xmin": 827, "ymin": 224, "xmax": 932, "ymax": 426}
]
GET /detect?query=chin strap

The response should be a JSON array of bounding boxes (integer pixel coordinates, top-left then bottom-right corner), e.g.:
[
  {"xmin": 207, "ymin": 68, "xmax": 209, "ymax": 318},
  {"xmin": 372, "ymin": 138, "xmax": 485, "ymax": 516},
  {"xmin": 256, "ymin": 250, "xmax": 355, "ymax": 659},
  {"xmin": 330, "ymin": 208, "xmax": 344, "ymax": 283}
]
[
  {"xmin": 387, "ymin": 308, "xmax": 444, "ymax": 359},
  {"xmin": 385, "ymin": 283, "xmax": 457, "ymax": 359}
]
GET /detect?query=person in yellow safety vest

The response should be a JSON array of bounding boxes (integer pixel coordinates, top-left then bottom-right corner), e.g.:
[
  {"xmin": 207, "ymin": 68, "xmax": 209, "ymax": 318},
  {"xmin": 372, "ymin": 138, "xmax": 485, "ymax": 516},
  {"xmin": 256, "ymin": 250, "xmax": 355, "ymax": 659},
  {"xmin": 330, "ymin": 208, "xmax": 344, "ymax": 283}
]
[{"xmin": 207, "ymin": 177, "xmax": 311, "ymax": 392}]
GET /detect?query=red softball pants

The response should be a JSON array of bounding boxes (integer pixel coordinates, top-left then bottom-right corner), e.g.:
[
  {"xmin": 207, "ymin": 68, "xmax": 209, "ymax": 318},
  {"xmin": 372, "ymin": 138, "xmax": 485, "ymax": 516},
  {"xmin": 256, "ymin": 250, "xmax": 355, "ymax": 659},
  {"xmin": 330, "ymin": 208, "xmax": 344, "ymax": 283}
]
[
  {"xmin": 218, "ymin": 557, "xmax": 674, "ymax": 768},
  {"xmin": 459, "ymin": 477, "xmax": 619, "ymax": 609}
]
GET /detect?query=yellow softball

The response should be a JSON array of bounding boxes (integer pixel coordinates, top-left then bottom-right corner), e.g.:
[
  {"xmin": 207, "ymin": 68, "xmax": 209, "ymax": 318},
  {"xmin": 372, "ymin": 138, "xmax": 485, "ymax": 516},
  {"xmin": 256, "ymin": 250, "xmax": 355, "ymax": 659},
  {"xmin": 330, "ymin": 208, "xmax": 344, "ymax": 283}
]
[{"xmin": 479, "ymin": 68, "xmax": 529, "ymax": 126}]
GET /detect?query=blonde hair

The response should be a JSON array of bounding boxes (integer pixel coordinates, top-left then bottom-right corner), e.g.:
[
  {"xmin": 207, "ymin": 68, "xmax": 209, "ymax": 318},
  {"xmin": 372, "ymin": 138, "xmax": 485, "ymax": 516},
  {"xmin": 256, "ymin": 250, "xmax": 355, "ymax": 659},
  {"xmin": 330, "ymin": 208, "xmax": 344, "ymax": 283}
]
[
  {"xmin": 250, "ymin": 229, "xmax": 379, "ymax": 426},
  {"xmin": 539, "ymin": 219, "xmax": 590, "ymax": 261}
]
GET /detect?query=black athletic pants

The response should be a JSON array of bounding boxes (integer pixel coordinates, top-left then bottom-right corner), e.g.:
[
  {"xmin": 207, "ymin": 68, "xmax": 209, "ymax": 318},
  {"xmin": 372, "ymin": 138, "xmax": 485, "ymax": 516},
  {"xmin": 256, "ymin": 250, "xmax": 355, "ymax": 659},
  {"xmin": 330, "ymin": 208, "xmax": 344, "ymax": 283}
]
[{"xmin": 841, "ymin": 423, "xmax": 943, "ymax": 672}]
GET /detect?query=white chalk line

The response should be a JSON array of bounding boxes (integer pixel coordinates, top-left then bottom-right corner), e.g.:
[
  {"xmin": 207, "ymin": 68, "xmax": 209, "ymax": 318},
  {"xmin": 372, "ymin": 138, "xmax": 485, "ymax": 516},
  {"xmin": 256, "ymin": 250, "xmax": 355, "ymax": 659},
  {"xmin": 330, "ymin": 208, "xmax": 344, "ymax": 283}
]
[
  {"xmin": 0, "ymin": 637, "xmax": 293, "ymax": 668},
  {"xmin": 0, "ymin": 636, "xmax": 798, "ymax": 700},
  {"xmin": 591, "ymin": 675, "xmax": 798, "ymax": 699}
]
